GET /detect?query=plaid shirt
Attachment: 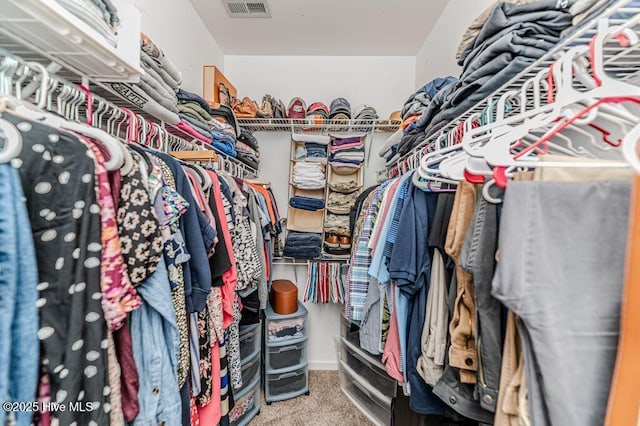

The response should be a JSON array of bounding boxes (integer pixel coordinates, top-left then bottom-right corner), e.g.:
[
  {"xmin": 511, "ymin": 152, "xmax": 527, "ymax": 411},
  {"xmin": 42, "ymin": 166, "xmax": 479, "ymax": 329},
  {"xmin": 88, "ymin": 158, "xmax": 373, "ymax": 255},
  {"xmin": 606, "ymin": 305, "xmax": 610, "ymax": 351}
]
[{"xmin": 345, "ymin": 181, "xmax": 391, "ymax": 320}]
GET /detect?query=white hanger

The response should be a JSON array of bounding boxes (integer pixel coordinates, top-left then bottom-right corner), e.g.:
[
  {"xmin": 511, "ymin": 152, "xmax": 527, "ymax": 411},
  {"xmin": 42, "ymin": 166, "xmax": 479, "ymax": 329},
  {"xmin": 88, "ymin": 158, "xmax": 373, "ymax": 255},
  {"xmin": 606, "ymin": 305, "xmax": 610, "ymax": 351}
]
[{"xmin": 0, "ymin": 113, "xmax": 22, "ymax": 163}]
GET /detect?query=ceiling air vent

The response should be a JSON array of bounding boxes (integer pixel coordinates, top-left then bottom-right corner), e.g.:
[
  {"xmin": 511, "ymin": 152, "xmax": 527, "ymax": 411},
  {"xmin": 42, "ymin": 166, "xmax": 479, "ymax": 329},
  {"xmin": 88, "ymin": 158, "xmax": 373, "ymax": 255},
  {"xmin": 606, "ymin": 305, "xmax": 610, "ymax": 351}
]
[{"xmin": 223, "ymin": 0, "xmax": 271, "ymax": 18}]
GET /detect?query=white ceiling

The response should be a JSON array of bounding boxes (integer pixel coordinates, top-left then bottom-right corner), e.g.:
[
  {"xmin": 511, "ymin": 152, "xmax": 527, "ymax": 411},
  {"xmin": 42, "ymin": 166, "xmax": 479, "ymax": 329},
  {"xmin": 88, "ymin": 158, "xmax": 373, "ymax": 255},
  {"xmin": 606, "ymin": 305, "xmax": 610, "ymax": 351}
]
[{"xmin": 188, "ymin": 0, "xmax": 449, "ymax": 56}]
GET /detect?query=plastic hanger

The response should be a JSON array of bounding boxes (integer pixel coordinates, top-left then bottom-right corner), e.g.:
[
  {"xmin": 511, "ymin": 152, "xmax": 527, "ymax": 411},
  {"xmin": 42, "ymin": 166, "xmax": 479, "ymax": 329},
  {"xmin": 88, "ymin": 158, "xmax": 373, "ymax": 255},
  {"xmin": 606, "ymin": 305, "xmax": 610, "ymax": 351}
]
[{"xmin": 0, "ymin": 107, "xmax": 23, "ymax": 163}]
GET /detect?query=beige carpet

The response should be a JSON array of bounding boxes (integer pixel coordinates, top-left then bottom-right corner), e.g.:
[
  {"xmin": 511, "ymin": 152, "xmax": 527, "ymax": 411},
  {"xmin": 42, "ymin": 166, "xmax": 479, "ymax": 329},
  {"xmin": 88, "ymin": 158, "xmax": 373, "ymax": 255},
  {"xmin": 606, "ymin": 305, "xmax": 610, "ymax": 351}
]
[{"xmin": 251, "ymin": 370, "xmax": 374, "ymax": 426}]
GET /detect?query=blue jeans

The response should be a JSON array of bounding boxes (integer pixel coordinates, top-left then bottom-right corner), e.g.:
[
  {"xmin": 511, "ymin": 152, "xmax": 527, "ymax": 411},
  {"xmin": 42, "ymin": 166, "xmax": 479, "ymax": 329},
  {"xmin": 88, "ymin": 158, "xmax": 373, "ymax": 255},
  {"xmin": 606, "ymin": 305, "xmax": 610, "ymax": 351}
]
[{"xmin": 0, "ymin": 164, "xmax": 39, "ymax": 426}]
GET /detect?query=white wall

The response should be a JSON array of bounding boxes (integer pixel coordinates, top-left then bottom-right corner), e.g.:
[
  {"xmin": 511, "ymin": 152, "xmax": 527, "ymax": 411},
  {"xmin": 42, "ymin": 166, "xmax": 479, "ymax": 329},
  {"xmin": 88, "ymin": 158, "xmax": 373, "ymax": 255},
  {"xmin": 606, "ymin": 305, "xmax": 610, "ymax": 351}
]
[
  {"xmin": 226, "ymin": 56, "xmax": 414, "ymax": 369},
  {"xmin": 131, "ymin": 0, "xmax": 225, "ymax": 93},
  {"xmin": 224, "ymin": 56, "xmax": 415, "ymax": 119},
  {"xmin": 414, "ymin": 0, "xmax": 494, "ymax": 88}
]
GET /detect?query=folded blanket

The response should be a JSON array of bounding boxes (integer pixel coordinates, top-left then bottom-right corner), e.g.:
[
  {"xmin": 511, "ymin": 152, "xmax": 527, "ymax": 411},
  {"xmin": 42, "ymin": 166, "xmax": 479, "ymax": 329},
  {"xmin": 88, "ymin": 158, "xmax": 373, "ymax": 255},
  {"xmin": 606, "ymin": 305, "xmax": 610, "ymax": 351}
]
[{"xmin": 289, "ymin": 196, "xmax": 325, "ymax": 211}]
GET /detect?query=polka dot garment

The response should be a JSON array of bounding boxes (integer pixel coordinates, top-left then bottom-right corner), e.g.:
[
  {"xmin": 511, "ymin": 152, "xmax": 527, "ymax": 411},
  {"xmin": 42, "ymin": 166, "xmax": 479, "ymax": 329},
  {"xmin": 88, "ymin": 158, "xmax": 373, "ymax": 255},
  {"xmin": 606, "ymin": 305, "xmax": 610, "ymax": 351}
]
[{"xmin": 5, "ymin": 112, "xmax": 110, "ymax": 426}]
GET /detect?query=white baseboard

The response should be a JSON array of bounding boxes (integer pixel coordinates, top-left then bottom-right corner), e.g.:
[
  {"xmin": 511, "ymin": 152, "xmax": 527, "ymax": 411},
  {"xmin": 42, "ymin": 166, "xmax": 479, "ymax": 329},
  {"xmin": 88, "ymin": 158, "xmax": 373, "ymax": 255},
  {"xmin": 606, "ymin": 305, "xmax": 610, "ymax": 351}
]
[{"xmin": 308, "ymin": 360, "xmax": 339, "ymax": 370}]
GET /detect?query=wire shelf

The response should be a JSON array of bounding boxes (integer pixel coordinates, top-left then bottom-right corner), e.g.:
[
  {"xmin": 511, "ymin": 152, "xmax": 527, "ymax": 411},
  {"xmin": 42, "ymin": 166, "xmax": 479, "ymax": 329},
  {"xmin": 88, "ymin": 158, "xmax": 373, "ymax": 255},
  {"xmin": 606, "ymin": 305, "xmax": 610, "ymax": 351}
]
[
  {"xmin": 0, "ymin": 24, "xmax": 259, "ymax": 179},
  {"xmin": 237, "ymin": 117, "xmax": 401, "ymax": 133},
  {"xmin": 382, "ymin": 0, "xmax": 640, "ymax": 180}
]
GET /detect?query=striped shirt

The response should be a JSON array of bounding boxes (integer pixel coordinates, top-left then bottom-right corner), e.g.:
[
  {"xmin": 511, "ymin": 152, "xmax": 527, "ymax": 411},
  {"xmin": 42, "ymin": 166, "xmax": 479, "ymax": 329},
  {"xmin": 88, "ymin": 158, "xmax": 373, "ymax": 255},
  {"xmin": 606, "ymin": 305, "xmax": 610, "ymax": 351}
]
[{"xmin": 345, "ymin": 181, "xmax": 391, "ymax": 321}]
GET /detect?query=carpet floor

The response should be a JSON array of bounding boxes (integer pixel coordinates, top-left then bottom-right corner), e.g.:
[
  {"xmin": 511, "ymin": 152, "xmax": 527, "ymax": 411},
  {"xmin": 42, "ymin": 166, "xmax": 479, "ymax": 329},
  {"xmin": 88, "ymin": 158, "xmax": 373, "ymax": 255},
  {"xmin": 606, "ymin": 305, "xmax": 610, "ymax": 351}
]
[{"xmin": 251, "ymin": 370, "xmax": 374, "ymax": 426}]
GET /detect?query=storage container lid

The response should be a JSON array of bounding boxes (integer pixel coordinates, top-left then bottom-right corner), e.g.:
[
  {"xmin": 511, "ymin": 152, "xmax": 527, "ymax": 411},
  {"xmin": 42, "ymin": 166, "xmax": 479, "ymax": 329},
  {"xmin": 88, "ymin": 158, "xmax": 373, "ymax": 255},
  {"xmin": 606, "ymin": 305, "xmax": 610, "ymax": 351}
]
[{"xmin": 272, "ymin": 280, "xmax": 298, "ymax": 296}]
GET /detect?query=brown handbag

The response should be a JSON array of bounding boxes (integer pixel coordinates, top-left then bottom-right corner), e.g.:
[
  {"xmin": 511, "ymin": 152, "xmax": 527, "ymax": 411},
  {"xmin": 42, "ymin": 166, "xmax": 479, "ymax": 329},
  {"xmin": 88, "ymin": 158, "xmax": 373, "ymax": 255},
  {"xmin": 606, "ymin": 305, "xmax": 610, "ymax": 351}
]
[{"xmin": 233, "ymin": 97, "xmax": 258, "ymax": 118}]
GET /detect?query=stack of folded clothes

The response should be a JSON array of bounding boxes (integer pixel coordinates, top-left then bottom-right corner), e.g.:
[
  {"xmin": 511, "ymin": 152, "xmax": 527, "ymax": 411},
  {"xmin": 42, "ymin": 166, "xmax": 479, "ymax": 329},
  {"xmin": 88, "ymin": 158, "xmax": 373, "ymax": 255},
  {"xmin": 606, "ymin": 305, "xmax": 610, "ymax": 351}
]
[
  {"xmin": 235, "ymin": 128, "xmax": 261, "ymax": 169},
  {"xmin": 110, "ymin": 33, "xmax": 183, "ymax": 125},
  {"xmin": 326, "ymin": 191, "xmax": 359, "ymax": 215},
  {"xmin": 324, "ymin": 214, "xmax": 350, "ymax": 236},
  {"xmin": 289, "ymin": 196, "xmax": 325, "ymax": 211},
  {"xmin": 329, "ymin": 98, "xmax": 351, "ymax": 120},
  {"xmin": 56, "ymin": 0, "xmax": 119, "ymax": 46},
  {"xmin": 328, "ymin": 179, "xmax": 361, "ymax": 193},
  {"xmin": 378, "ymin": 130, "xmax": 404, "ymax": 165},
  {"xmin": 329, "ymin": 136, "xmax": 365, "ymax": 168},
  {"xmin": 292, "ymin": 162, "xmax": 326, "ymax": 189},
  {"xmin": 282, "ymin": 232, "xmax": 322, "ymax": 259},
  {"xmin": 395, "ymin": 0, "xmax": 574, "ymax": 157},
  {"xmin": 303, "ymin": 143, "xmax": 328, "ymax": 162}
]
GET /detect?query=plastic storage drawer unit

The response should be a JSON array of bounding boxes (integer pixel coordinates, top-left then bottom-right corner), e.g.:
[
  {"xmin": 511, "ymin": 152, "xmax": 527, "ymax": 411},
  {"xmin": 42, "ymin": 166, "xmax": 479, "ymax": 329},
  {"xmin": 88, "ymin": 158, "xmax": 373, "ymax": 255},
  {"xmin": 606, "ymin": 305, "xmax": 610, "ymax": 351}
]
[
  {"xmin": 265, "ymin": 365, "xmax": 309, "ymax": 403},
  {"xmin": 264, "ymin": 302, "xmax": 307, "ymax": 344},
  {"xmin": 266, "ymin": 337, "xmax": 307, "ymax": 372},
  {"xmin": 240, "ymin": 351, "xmax": 261, "ymax": 387},
  {"xmin": 229, "ymin": 376, "xmax": 261, "ymax": 426},
  {"xmin": 340, "ymin": 338, "xmax": 395, "ymax": 398},
  {"xmin": 239, "ymin": 322, "xmax": 261, "ymax": 360},
  {"xmin": 340, "ymin": 314, "xmax": 361, "ymax": 347},
  {"xmin": 339, "ymin": 360, "xmax": 391, "ymax": 426}
]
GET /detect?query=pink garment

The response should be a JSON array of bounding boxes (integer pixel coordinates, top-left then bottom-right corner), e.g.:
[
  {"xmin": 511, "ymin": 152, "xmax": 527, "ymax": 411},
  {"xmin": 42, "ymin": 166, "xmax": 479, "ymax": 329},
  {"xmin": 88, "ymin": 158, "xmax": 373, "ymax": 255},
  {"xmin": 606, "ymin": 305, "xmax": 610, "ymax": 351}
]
[
  {"xmin": 382, "ymin": 286, "xmax": 405, "ymax": 383},
  {"xmin": 208, "ymin": 171, "xmax": 238, "ymax": 328},
  {"xmin": 369, "ymin": 179, "xmax": 400, "ymax": 258},
  {"xmin": 177, "ymin": 121, "xmax": 212, "ymax": 144},
  {"xmin": 329, "ymin": 141, "xmax": 364, "ymax": 152},
  {"xmin": 86, "ymin": 139, "xmax": 142, "ymax": 330},
  {"xmin": 196, "ymin": 342, "xmax": 222, "ymax": 425}
]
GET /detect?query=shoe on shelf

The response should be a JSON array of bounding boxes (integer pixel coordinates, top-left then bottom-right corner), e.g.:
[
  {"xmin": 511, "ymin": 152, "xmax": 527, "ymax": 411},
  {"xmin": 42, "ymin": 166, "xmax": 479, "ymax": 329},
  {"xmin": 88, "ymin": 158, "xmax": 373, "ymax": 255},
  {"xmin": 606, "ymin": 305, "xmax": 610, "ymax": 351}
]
[
  {"xmin": 339, "ymin": 236, "xmax": 351, "ymax": 249},
  {"xmin": 325, "ymin": 235, "xmax": 339, "ymax": 248}
]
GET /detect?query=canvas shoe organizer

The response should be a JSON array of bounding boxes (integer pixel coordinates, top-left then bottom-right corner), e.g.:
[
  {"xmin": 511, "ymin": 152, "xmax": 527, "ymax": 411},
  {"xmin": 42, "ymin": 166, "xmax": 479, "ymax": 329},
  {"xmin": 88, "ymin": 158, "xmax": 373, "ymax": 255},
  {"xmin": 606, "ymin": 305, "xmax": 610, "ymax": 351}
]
[
  {"xmin": 324, "ymin": 133, "xmax": 365, "ymax": 258},
  {"xmin": 230, "ymin": 322, "xmax": 262, "ymax": 426},
  {"xmin": 284, "ymin": 133, "xmax": 365, "ymax": 259},
  {"xmin": 263, "ymin": 302, "xmax": 309, "ymax": 403}
]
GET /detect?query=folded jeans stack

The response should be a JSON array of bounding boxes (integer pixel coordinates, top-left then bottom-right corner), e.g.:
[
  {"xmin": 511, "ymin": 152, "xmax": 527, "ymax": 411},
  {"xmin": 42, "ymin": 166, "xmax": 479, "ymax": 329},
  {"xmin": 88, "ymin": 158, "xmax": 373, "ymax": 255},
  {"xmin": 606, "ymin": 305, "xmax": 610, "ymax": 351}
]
[
  {"xmin": 282, "ymin": 232, "xmax": 322, "ymax": 259},
  {"xmin": 304, "ymin": 143, "xmax": 328, "ymax": 162},
  {"xmin": 289, "ymin": 196, "xmax": 325, "ymax": 211},
  {"xmin": 292, "ymin": 162, "xmax": 326, "ymax": 189}
]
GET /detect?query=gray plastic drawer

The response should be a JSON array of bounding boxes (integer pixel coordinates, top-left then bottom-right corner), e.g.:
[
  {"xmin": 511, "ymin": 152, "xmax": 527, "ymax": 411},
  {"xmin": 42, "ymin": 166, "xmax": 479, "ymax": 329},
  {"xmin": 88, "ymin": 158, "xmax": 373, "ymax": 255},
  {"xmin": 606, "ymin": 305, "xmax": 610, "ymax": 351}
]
[
  {"xmin": 239, "ymin": 322, "xmax": 261, "ymax": 360},
  {"xmin": 265, "ymin": 303, "xmax": 307, "ymax": 344},
  {"xmin": 265, "ymin": 364, "xmax": 308, "ymax": 402},
  {"xmin": 339, "ymin": 360, "xmax": 391, "ymax": 426},
  {"xmin": 229, "ymin": 376, "xmax": 260, "ymax": 426},
  {"xmin": 265, "ymin": 337, "xmax": 307, "ymax": 373}
]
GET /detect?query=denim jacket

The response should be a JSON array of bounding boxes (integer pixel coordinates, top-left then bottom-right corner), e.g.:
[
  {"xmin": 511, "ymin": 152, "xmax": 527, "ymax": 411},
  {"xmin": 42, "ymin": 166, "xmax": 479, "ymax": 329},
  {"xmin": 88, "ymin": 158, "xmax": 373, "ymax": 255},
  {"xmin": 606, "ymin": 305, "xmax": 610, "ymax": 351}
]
[
  {"xmin": 130, "ymin": 259, "xmax": 181, "ymax": 425},
  {"xmin": 0, "ymin": 164, "xmax": 39, "ymax": 426}
]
